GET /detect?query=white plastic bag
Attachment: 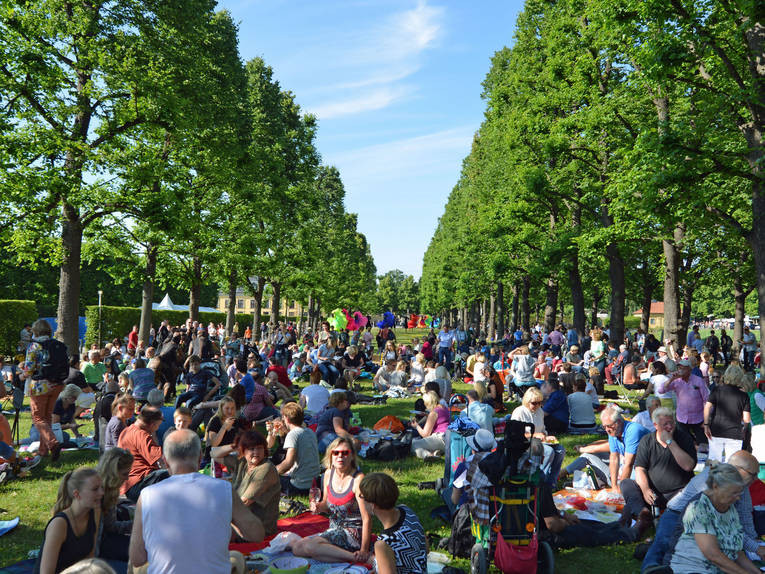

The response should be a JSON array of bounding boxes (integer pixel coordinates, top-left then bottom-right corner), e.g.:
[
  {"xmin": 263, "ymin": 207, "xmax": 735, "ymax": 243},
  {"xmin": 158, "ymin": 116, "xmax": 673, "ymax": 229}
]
[
  {"xmin": 266, "ymin": 531, "xmax": 303, "ymax": 553},
  {"xmin": 572, "ymin": 470, "xmax": 594, "ymax": 489}
]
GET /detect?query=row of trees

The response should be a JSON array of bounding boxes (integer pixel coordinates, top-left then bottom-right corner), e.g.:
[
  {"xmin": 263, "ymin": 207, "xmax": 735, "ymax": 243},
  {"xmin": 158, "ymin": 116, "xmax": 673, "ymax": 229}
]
[
  {"xmin": 0, "ymin": 1, "xmax": 377, "ymax": 352},
  {"xmin": 421, "ymin": 0, "xmax": 764, "ymax": 360}
]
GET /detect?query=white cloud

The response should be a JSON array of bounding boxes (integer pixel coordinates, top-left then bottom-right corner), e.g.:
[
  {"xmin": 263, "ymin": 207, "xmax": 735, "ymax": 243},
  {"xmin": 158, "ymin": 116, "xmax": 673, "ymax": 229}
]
[{"xmin": 305, "ymin": 1, "xmax": 445, "ymax": 119}]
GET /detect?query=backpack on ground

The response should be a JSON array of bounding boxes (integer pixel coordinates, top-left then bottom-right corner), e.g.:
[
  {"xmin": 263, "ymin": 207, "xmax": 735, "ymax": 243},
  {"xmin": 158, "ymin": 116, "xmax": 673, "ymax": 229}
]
[
  {"xmin": 38, "ymin": 339, "xmax": 69, "ymax": 383},
  {"xmin": 446, "ymin": 504, "xmax": 474, "ymax": 558}
]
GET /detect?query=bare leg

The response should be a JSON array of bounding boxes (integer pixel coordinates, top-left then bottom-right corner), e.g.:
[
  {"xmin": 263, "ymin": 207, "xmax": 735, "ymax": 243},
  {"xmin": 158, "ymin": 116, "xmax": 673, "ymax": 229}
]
[{"xmin": 292, "ymin": 536, "xmax": 356, "ymax": 563}]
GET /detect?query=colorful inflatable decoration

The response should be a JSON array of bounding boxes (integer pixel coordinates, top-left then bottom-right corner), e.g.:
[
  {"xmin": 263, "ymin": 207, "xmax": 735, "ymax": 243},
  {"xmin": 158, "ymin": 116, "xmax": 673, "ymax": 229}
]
[
  {"xmin": 328, "ymin": 308, "xmax": 347, "ymax": 331},
  {"xmin": 407, "ymin": 314, "xmax": 419, "ymax": 329},
  {"xmin": 354, "ymin": 312, "xmax": 368, "ymax": 329},
  {"xmin": 376, "ymin": 311, "xmax": 396, "ymax": 329},
  {"xmin": 344, "ymin": 309, "xmax": 358, "ymax": 331},
  {"xmin": 432, "ymin": 317, "xmax": 441, "ymax": 328}
]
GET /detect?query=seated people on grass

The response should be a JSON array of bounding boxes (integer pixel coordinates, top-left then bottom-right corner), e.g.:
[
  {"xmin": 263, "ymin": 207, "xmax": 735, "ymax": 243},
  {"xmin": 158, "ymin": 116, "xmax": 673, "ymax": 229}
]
[
  {"xmin": 461, "ymin": 390, "xmax": 494, "ymax": 432},
  {"xmin": 130, "ymin": 429, "xmax": 264, "ymax": 574},
  {"xmin": 373, "ymin": 360, "xmax": 396, "ymax": 392},
  {"xmin": 103, "ymin": 394, "xmax": 135, "ymax": 451},
  {"xmin": 175, "ymin": 355, "xmax": 220, "ymax": 410},
  {"xmin": 35, "ymin": 468, "xmax": 102, "ymax": 574},
  {"xmin": 567, "ymin": 378, "xmax": 597, "ymax": 431},
  {"xmin": 266, "ymin": 403, "xmax": 321, "ymax": 496},
  {"xmin": 211, "ymin": 430, "xmax": 281, "ymax": 536},
  {"xmin": 562, "ymin": 403, "xmax": 650, "ymax": 488},
  {"xmin": 243, "ymin": 372, "xmax": 280, "ymax": 423},
  {"xmin": 48, "ymin": 384, "xmax": 84, "ymax": 448},
  {"xmin": 96, "ymin": 448, "xmax": 133, "ymax": 562},
  {"xmin": 633, "ymin": 396, "xmax": 662, "ymax": 431},
  {"xmin": 507, "ymin": 346, "xmax": 536, "ymax": 399},
  {"xmin": 618, "ymin": 407, "xmax": 696, "ymax": 524},
  {"xmin": 265, "ymin": 371, "xmax": 293, "ymax": 405},
  {"xmin": 667, "ymin": 461, "xmax": 761, "ymax": 574},
  {"xmin": 641, "ymin": 450, "xmax": 763, "ymax": 573},
  {"xmin": 410, "ymin": 391, "xmax": 450, "ymax": 460},
  {"xmin": 315, "ymin": 391, "xmax": 358, "ymax": 452},
  {"xmin": 292, "ymin": 437, "xmax": 372, "ymax": 564},
  {"xmin": 541, "ymin": 377, "xmax": 569, "ymax": 435},
  {"xmin": 128, "ymin": 358, "xmax": 156, "ymax": 405},
  {"xmin": 117, "ymin": 406, "xmax": 168, "ymax": 502},
  {"xmin": 266, "ymin": 356, "xmax": 291, "ymax": 388},
  {"xmin": 299, "ymin": 367, "xmax": 330, "ymax": 415},
  {"xmin": 340, "ymin": 345, "xmax": 366, "ymax": 384},
  {"xmin": 511, "ymin": 387, "xmax": 565, "ymax": 485},
  {"xmin": 144, "ymin": 389, "xmax": 173, "ymax": 445},
  {"xmin": 538, "ymin": 481, "xmax": 652, "ymax": 550},
  {"xmin": 358, "ymin": 473, "xmax": 427, "ymax": 574}
]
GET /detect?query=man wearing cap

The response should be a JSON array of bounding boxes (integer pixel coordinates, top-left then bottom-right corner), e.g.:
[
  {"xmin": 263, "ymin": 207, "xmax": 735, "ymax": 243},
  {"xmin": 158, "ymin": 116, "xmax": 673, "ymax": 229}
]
[
  {"xmin": 657, "ymin": 358, "xmax": 708, "ymax": 445},
  {"xmin": 655, "ymin": 346, "xmax": 676, "ymax": 374}
]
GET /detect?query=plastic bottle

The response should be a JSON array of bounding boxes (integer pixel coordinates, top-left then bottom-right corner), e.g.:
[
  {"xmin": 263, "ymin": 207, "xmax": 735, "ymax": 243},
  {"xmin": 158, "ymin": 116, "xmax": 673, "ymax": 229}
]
[{"xmin": 309, "ymin": 478, "xmax": 321, "ymax": 512}]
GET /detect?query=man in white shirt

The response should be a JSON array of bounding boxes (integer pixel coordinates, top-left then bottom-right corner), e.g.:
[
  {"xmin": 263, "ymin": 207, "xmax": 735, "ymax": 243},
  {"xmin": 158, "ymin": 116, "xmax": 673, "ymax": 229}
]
[
  {"xmin": 129, "ymin": 429, "xmax": 264, "ymax": 574},
  {"xmin": 437, "ymin": 324, "xmax": 456, "ymax": 370},
  {"xmin": 633, "ymin": 396, "xmax": 662, "ymax": 431}
]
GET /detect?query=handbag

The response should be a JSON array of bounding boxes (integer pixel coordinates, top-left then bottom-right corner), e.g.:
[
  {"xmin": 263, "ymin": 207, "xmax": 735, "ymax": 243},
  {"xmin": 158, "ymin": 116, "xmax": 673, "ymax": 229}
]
[{"xmin": 492, "ymin": 487, "xmax": 539, "ymax": 574}]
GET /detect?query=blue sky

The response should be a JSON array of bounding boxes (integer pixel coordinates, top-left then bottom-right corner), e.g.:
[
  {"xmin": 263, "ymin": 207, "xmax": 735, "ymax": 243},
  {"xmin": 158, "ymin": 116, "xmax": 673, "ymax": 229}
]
[{"xmin": 217, "ymin": 0, "xmax": 524, "ymax": 278}]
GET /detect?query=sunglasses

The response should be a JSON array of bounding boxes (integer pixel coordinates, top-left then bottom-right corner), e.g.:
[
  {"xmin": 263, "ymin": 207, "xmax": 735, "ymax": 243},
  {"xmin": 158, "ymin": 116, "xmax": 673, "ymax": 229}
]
[
  {"xmin": 332, "ymin": 450, "xmax": 352, "ymax": 457},
  {"xmin": 530, "ymin": 401, "xmax": 543, "ymax": 406}
]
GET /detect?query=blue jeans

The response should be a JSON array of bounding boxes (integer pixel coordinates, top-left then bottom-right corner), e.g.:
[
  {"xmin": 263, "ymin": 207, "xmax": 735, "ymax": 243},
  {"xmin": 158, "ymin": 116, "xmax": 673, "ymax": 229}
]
[
  {"xmin": 542, "ymin": 443, "xmax": 566, "ymax": 487},
  {"xmin": 438, "ymin": 347, "xmax": 453, "ymax": 370},
  {"xmin": 745, "ymin": 350, "xmax": 756, "ymax": 371},
  {"xmin": 642, "ymin": 508, "xmax": 682, "ymax": 571},
  {"xmin": 318, "ymin": 432, "xmax": 338, "ymax": 452},
  {"xmin": 318, "ymin": 362, "xmax": 339, "ymax": 386},
  {"xmin": 175, "ymin": 390, "xmax": 205, "ymax": 410},
  {"xmin": 0, "ymin": 441, "xmax": 15, "ymax": 460}
]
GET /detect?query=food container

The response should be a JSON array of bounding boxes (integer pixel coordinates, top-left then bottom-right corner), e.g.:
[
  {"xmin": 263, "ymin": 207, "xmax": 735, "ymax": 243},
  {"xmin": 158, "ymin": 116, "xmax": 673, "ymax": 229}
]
[{"xmin": 269, "ymin": 557, "xmax": 310, "ymax": 574}]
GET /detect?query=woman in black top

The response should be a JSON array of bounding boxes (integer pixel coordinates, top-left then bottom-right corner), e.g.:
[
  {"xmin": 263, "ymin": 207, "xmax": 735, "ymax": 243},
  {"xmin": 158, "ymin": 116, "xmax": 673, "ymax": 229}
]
[
  {"xmin": 36, "ymin": 467, "xmax": 103, "ymax": 574},
  {"xmin": 704, "ymin": 365, "xmax": 751, "ymax": 462}
]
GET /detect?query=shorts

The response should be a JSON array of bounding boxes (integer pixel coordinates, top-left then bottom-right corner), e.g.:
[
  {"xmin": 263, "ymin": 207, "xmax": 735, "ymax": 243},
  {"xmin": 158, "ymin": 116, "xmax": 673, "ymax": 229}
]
[{"xmin": 318, "ymin": 527, "xmax": 361, "ymax": 551}]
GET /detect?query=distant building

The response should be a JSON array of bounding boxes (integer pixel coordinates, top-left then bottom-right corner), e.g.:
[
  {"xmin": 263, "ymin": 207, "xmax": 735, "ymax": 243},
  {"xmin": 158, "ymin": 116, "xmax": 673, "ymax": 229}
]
[
  {"xmin": 216, "ymin": 288, "xmax": 304, "ymax": 320},
  {"xmin": 633, "ymin": 301, "xmax": 665, "ymax": 329}
]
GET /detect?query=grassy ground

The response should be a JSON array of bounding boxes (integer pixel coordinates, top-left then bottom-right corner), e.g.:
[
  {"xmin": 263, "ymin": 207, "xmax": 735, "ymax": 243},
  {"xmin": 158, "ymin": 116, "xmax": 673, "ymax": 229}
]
[{"xmin": 0, "ymin": 328, "xmax": 648, "ymax": 572}]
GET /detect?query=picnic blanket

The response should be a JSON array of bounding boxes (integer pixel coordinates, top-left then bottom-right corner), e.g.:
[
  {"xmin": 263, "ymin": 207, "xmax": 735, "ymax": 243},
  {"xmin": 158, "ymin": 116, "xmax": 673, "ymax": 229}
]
[{"xmin": 230, "ymin": 512, "xmax": 329, "ymax": 554}]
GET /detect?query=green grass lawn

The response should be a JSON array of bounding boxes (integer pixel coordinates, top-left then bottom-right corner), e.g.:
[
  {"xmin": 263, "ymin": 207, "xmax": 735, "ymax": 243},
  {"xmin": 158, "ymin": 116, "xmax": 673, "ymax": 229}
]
[{"xmin": 0, "ymin": 328, "xmax": 649, "ymax": 572}]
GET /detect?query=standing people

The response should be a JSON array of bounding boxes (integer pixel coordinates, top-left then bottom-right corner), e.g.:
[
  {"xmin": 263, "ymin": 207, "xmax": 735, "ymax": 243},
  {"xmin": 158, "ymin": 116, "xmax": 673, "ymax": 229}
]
[
  {"xmin": 720, "ymin": 329, "xmax": 733, "ymax": 367},
  {"xmin": 657, "ymin": 359, "xmax": 709, "ymax": 446},
  {"xmin": 436, "ymin": 324, "xmax": 455, "ymax": 371},
  {"xmin": 705, "ymin": 330, "xmax": 720, "ymax": 368},
  {"xmin": 740, "ymin": 326, "xmax": 758, "ymax": 372},
  {"xmin": 21, "ymin": 319, "xmax": 70, "ymax": 461},
  {"xmin": 704, "ymin": 365, "xmax": 751, "ymax": 462}
]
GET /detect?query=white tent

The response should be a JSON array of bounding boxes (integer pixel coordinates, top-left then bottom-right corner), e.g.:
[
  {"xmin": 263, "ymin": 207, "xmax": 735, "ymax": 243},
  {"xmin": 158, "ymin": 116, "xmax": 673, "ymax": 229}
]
[{"xmin": 152, "ymin": 293, "xmax": 218, "ymax": 314}]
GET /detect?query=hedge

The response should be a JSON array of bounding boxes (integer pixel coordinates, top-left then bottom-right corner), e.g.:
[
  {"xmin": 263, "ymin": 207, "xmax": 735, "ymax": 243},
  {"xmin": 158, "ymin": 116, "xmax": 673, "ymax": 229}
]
[
  {"xmin": 83, "ymin": 306, "xmax": 283, "ymax": 348},
  {"xmin": 0, "ymin": 300, "xmax": 38, "ymax": 357}
]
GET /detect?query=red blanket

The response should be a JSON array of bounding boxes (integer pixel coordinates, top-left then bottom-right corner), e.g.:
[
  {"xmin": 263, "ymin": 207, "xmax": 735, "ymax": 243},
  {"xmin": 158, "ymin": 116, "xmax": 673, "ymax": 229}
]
[{"xmin": 229, "ymin": 512, "xmax": 329, "ymax": 554}]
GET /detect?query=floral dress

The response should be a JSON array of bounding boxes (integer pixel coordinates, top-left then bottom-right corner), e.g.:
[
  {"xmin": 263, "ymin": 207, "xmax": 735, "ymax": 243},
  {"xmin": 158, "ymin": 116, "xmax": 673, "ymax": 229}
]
[{"xmin": 318, "ymin": 468, "xmax": 362, "ymax": 551}]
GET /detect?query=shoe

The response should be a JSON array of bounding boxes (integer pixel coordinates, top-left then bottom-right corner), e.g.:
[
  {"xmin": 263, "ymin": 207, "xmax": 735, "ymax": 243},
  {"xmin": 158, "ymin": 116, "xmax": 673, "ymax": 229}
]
[
  {"xmin": 50, "ymin": 443, "xmax": 62, "ymax": 463},
  {"xmin": 0, "ymin": 471, "xmax": 7, "ymax": 485},
  {"xmin": 635, "ymin": 508, "xmax": 653, "ymax": 539}
]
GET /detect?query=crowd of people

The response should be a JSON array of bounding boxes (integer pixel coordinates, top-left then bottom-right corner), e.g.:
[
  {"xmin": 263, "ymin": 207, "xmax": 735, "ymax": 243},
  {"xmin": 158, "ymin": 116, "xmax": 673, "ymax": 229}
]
[{"xmin": 4, "ymin": 315, "xmax": 765, "ymax": 573}]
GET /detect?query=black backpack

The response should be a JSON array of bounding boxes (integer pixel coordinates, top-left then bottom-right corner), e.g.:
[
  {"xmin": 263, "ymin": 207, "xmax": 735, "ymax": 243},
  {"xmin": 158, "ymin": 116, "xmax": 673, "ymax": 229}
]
[
  {"xmin": 37, "ymin": 339, "xmax": 69, "ymax": 383},
  {"xmin": 446, "ymin": 504, "xmax": 474, "ymax": 558}
]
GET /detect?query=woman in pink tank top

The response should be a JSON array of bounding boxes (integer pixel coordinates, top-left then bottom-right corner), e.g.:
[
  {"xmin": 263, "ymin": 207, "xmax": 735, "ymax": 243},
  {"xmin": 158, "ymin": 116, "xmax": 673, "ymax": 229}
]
[{"xmin": 410, "ymin": 391, "xmax": 449, "ymax": 459}]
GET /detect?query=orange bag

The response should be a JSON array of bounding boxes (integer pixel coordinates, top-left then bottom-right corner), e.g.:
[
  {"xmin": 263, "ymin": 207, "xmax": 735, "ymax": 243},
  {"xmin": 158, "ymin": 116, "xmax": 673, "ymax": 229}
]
[{"xmin": 373, "ymin": 415, "xmax": 405, "ymax": 433}]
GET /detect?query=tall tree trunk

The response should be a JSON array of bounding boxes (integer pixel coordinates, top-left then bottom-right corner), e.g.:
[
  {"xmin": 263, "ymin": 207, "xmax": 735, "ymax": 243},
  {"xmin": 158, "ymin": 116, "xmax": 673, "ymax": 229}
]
[
  {"xmin": 270, "ymin": 282, "xmax": 281, "ymax": 328},
  {"xmin": 307, "ymin": 293, "xmax": 315, "ymax": 333},
  {"xmin": 511, "ymin": 283, "xmax": 519, "ymax": 332},
  {"xmin": 226, "ymin": 269, "xmax": 237, "ymax": 336},
  {"xmin": 606, "ymin": 241, "xmax": 626, "ymax": 345},
  {"xmin": 188, "ymin": 256, "xmax": 202, "ymax": 322},
  {"xmin": 544, "ymin": 276, "xmax": 558, "ymax": 332},
  {"xmin": 569, "ymin": 252, "xmax": 585, "ymax": 338},
  {"xmin": 639, "ymin": 258, "xmax": 655, "ymax": 333},
  {"xmin": 56, "ymin": 203, "xmax": 83, "ymax": 354},
  {"xmin": 591, "ymin": 285, "xmax": 601, "ymax": 329},
  {"xmin": 662, "ymin": 224, "xmax": 683, "ymax": 346},
  {"xmin": 488, "ymin": 291, "xmax": 496, "ymax": 341},
  {"xmin": 745, "ymin": 126, "xmax": 765, "ymax": 376},
  {"xmin": 679, "ymin": 282, "xmax": 694, "ymax": 348},
  {"xmin": 460, "ymin": 307, "xmax": 467, "ymax": 328},
  {"xmin": 733, "ymin": 277, "xmax": 749, "ymax": 356},
  {"xmin": 248, "ymin": 276, "xmax": 264, "ymax": 343},
  {"xmin": 480, "ymin": 299, "xmax": 488, "ymax": 334},
  {"xmin": 496, "ymin": 281, "xmax": 505, "ymax": 338},
  {"xmin": 138, "ymin": 244, "xmax": 157, "ymax": 346},
  {"xmin": 521, "ymin": 276, "xmax": 530, "ymax": 332}
]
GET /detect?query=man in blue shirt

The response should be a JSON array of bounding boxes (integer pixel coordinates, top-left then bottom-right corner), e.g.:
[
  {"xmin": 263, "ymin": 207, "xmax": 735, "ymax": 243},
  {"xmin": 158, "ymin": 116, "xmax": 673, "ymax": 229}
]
[{"xmin": 602, "ymin": 404, "xmax": 651, "ymax": 491}]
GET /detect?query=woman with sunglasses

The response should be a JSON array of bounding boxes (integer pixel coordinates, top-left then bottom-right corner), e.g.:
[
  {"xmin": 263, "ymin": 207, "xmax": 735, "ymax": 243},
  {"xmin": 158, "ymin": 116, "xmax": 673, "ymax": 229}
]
[
  {"xmin": 511, "ymin": 387, "xmax": 564, "ymax": 484},
  {"xmin": 293, "ymin": 437, "xmax": 372, "ymax": 564}
]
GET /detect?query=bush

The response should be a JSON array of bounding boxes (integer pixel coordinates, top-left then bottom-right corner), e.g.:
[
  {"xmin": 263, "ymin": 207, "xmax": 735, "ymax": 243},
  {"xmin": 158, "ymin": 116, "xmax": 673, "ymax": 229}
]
[
  {"xmin": 0, "ymin": 300, "xmax": 38, "ymax": 356},
  {"xmin": 84, "ymin": 306, "xmax": 266, "ymax": 348}
]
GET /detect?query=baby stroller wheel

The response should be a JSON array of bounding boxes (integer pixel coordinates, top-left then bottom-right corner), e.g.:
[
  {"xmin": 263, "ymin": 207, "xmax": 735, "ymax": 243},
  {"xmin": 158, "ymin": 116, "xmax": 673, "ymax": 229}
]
[
  {"xmin": 537, "ymin": 540, "xmax": 554, "ymax": 574},
  {"xmin": 470, "ymin": 543, "xmax": 487, "ymax": 574}
]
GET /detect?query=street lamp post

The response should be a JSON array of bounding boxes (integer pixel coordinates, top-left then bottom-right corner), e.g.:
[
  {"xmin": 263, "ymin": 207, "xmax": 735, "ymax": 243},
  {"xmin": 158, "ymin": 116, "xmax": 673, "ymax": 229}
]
[{"xmin": 98, "ymin": 290, "xmax": 103, "ymax": 349}]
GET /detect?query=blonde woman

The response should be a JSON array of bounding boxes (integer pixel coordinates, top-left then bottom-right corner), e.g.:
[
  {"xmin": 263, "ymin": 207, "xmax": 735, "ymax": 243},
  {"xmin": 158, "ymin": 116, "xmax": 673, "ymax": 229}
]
[
  {"xmin": 35, "ymin": 468, "xmax": 103, "ymax": 574},
  {"xmin": 590, "ymin": 329, "xmax": 606, "ymax": 377},
  {"xmin": 410, "ymin": 353, "xmax": 426, "ymax": 386},
  {"xmin": 410, "ymin": 391, "xmax": 450, "ymax": 459},
  {"xmin": 704, "ymin": 365, "xmax": 751, "ymax": 462},
  {"xmin": 96, "ymin": 448, "xmax": 133, "ymax": 561},
  {"xmin": 511, "ymin": 387, "xmax": 564, "ymax": 485}
]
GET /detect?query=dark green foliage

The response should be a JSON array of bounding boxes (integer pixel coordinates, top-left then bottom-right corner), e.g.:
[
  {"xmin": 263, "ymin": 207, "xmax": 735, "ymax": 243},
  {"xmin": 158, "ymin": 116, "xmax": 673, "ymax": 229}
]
[{"xmin": 0, "ymin": 300, "xmax": 38, "ymax": 356}]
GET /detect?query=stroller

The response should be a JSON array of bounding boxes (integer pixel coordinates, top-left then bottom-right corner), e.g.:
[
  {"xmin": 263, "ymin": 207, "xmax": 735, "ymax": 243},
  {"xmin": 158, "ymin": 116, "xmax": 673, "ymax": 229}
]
[
  {"xmin": 470, "ymin": 472, "xmax": 554, "ymax": 574},
  {"xmin": 468, "ymin": 420, "xmax": 554, "ymax": 574}
]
